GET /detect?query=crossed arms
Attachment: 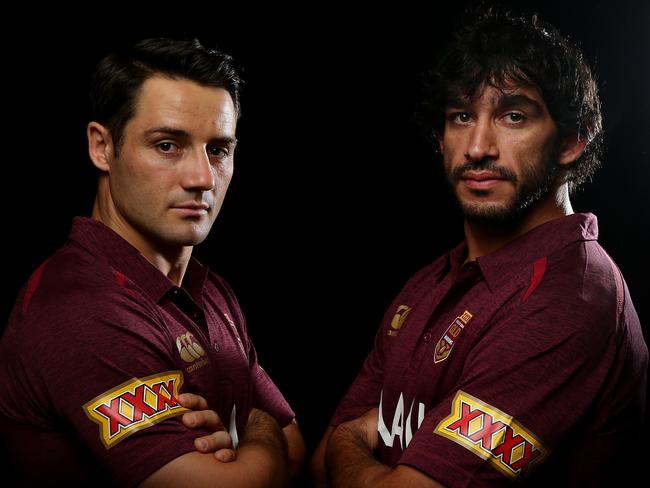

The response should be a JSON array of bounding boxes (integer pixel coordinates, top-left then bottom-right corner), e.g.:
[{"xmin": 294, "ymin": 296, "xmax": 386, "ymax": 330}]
[
  {"xmin": 311, "ymin": 409, "xmax": 444, "ymax": 488},
  {"xmin": 141, "ymin": 394, "xmax": 305, "ymax": 488}
]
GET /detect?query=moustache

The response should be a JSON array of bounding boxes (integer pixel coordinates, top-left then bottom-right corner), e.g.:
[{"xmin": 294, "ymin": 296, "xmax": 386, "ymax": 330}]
[{"xmin": 450, "ymin": 160, "xmax": 517, "ymax": 183}]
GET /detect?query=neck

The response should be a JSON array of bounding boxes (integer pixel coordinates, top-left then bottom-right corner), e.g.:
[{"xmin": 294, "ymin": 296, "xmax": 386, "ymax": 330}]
[
  {"xmin": 92, "ymin": 186, "xmax": 192, "ymax": 286},
  {"xmin": 464, "ymin": 183, "xmax": 573, "ymax": 263}
]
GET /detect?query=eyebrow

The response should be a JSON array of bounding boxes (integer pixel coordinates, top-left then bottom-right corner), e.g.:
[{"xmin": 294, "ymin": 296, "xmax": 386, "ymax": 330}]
[
  {"xmin": 446, "ymin": 94, "xmax": 544, "ymax": 115},
  {"xmin": 497, "ymin": 94, "xmax": 544, "ymax": 115},
  {"xmin": 143, "ymin": 126, "xmax": 238, "ymax": 145}
]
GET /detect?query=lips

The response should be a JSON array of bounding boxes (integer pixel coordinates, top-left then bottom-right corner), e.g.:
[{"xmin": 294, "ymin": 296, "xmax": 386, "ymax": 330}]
[
  {"xmin": 170, "ymin": 202, "xmax": 210, "ymax": 217},
  {"xmin": 460, "ymin": 171, "xmax": 509, "ymax": 190},
  {"xmin": 172, "ymin": 202, "xmax": 210, "ymax": 211}
]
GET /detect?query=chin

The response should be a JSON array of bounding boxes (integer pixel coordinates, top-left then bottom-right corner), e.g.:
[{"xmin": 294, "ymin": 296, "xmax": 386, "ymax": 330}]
[
  {"xmin": 460, "ymin": 200, "xmax": 520, "ymax": 224},
  {"xmin": 179, "ymin": 233, "xmax": 210, "ymax": 247},
  {"xmin": 182, "ymin": 221, "xmax": 214, "ymax": 241},
  {"xmin": 159, "ymin": 228, "xmax": 210, "ymax": 248}
]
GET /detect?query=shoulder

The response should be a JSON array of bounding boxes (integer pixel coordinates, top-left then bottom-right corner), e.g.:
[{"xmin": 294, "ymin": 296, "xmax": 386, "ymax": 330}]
[
  {"xmin": 4, "ymin": 242, "xmax": 169, "ymax": 366},
  {"xmin": 0, "ymin": 248, "xmax": 173, "ymax": 424},
  {"xmin": 24, "ymin": 242, "xmax": 159, "ymax": 320},
  {"xmin": 532, "ymin": 239, "xmax": 620, "ymax": 314},
  {"xmin": 511, "ymin": 239, "xmax": 636, "ymax": 350}
]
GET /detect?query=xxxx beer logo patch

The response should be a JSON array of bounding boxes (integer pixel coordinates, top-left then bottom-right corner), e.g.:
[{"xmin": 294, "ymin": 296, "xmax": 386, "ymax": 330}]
[
  {"xmin": 434, "ymin": 310, "xmax": 473, "ymax": 363},
  {"xmin": 435, "ymin": 391, "xmax": 547, "ymax": 479},
  {"xmin": 83, "ymin": 371, "xmax": 188, "ymax": 449},
  {"xmin": 388, "ymin": 305, "xmax": 412, "ymax": 336}
]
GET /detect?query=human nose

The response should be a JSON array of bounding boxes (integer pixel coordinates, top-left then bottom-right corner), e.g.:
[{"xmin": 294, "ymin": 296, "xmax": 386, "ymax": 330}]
[
  {"xmin": 465, "ymin": 119, "xmax": 499, "ymax": 162},
  {"xmin": 181, "ymin": 148, "xmax": 215, "ymax": 191}
]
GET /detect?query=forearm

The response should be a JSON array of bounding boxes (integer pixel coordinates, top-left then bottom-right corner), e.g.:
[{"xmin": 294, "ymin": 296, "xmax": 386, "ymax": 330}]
[
  {"xmin": 324, "ymin": 424, "xmax": 444, "ymax": 488},
  {"xmin": 238, "ymin": 408, "xmax": 289, "ymax": 486},
  {"xmin": 325, "ymin": 423, "xmax": 389, "ymax": 488},
  {"xmin": 140, "ymin": 409, "xmax": 288, "ymax": 488},
  {"xmin": 139, "ymin": 448, "xmax": 286, "ymax": 488}
]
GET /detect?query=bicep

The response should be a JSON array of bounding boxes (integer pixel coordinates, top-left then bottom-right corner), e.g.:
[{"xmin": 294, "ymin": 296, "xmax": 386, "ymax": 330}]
[
  {"xmin": 396, "ymin": 311, "xmax": 610, "ymax": 485},
  {"xmin": 49, "ymin": 311, "xmax": 207, "ymax": 483}
]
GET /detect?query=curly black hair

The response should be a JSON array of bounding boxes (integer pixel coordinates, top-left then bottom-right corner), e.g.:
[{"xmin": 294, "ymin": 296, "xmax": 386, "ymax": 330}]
[{"xmin": 420, "ymin": 8, "xmax": 603, "ymax": 193}]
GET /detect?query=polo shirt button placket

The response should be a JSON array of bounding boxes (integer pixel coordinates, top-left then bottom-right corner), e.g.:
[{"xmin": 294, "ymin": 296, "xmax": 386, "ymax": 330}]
[{"xmin": 423, "ymin": 332, "xmax": 432, "ymax": 343}]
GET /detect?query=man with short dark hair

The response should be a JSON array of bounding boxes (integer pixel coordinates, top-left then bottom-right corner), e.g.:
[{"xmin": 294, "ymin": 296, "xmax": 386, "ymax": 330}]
[
  {"xmin": 312, "ymin": 10, "xmax": 647, "ymax": 487},
  {"xmin": 0, "ymin": 38, "xmax": 304, "ymax": 487}
]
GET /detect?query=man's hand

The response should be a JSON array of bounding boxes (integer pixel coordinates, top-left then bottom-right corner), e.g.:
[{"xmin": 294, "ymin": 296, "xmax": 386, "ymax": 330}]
[
  {"xmin": 178, "ymin": 393, "xmax": 236, "ymax": 462},
  {"xmin": 142, "ymin": 404, "xmax": 291, "ymax": 488}
]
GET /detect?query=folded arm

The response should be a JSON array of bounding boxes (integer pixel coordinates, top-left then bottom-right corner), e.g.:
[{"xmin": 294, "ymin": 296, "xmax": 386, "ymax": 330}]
[
  {"xmin": 140, "ymin": 408, "xmax": 288, "ymax": 488},
  {"xmin": 316, "ymin": 409, "xmax": 445, "ymax": 488},
  {"xmin": 175, "ymin": 393, "xmax": 305, "ymax": 486}
]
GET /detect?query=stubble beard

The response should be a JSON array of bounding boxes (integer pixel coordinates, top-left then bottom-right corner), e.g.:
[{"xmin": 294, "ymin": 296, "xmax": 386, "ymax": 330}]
[{"xmin": 446, "ymin": 145, "xmax": 561, "ymax": 226}]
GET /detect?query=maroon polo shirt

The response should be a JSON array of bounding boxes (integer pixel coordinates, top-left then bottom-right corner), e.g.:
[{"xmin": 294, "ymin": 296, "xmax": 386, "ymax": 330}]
[
  {"xmin": 0, "ymin": 217, "xmax": 294, "ymax": 487},
  {"xmin": 332, "ymin": 213, "xmax": 647, "ymax": 486}
]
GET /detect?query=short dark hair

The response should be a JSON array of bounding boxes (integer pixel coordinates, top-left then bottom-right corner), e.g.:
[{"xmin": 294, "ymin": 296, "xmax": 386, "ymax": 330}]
[
  {"xmin": 89, "ymin": 38, "xmax": 242, "ymax": 154},
  {"xmin": 420, "ymin": 9, "xmax": 603, "ymax": 193}
]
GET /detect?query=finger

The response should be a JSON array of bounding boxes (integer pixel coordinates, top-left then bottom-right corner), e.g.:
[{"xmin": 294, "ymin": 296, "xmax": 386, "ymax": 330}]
[
  {"xmin": 194, "ymin": 430, "xmax": 233, "ymax": 453},
  {"xmin": 214, "ymin": 449, "xmax": 236, "ymax": 462},
  {"xmin": 182, "ymin": 410, "xmax": 225, "ymax": 430},
  {"xmin": 178, "ymin": 393, "xmax": 210, "ymax": 410}
]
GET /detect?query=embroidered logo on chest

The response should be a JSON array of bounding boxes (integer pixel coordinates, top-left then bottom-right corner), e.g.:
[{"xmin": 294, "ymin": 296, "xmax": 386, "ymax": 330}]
[
  {"xmin": 387, "ymin": 305, "xmax": 412, "ymax": 336},
  {"xmin": 176, "ymin": 331, "xmax": 209, "ymax": 373},
  {"xmin": 434, "ymin": 310, "xmax": 473, "ymax": 363}
]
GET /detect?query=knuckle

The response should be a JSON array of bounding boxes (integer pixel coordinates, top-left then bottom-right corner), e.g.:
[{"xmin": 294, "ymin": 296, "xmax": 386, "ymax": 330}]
[{"xmin": 211, "ymin": 430, "xmax": 233, "ymax": 447}]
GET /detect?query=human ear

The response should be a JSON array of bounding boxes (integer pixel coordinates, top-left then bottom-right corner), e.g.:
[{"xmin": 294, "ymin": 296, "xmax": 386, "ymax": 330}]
[
  {"xmin": 558, "ymin": 133, "xmax": 588, "ymax": 166},
  {"xmin": 87, "ymin": 122, "xmax": 114, "ymax": 172}
]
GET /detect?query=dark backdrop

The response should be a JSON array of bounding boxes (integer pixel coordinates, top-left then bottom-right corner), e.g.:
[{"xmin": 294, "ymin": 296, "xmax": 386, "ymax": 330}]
[{"xmin": 3, "ymin": 0, "xmax": 649, "ymax": 482}]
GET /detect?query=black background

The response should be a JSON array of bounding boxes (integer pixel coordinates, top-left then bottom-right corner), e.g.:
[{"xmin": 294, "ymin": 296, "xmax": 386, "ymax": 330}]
[{"xmin": 3, "ymin": 0, "xmax": 649, "ymax": 482}]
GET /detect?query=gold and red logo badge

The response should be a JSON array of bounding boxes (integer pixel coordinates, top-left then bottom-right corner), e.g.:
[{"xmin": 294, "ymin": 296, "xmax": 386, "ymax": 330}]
[
  {"xmin": 388, "ymin": 305, "xmax": 412, "ymax": 336},
  {"xmin": 434, "ymin": 310, "xmax": 473, "ymax": 363},
  {"xmin": 83, "ymin": 371, "xmax": 188, "ymax": 449},
  {"xmin": 434, "ymin": 390, "xmax": 547, "ymax": 479}
]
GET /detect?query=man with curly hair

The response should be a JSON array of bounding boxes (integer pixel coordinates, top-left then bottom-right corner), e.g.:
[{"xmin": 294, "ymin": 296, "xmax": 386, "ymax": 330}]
[{"xmin": 312, "ymin": 9, "xmax": 647, "ymax": 487}]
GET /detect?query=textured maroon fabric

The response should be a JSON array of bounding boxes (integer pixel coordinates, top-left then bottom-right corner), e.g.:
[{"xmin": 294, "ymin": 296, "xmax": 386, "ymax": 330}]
[
  {"xmin": 0, "ymin": 217, "xmax": 294, "ymax": 487},
  {"xmin": 332, "ymin": 213, "xmax": 647, "ymax": 486}
]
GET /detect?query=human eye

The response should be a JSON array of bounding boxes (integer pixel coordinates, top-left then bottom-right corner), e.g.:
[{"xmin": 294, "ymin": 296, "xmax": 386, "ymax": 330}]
[
  {"xmin": 503, "ymin": 112, "xmax": 526, "ymax": 124},
  {"xmin": 207, "ymin": 144, "xmax": 234, "ymax": 162},
  {"xmin": 156, "ymin": 141, "xmax": 178, "ymax": 153},
  {"xmin": 208, "ymin": 146, "xmax": 227, "ymax": 157},
  {"xmin": 447, "ymin": 112, "xmax": 472, "ymax": 125}
]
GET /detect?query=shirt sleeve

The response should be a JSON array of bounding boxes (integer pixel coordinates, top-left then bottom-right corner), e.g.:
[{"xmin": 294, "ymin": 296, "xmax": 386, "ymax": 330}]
[
  {"xmin": 10, "ymin": 287, "xmax": 210, "ymax": 488},
  {"xmin": 243, "ymin": 322, "xmax": 295, "ymax": 428},
  {"xmin": 251, "ymin": 361, "xmax": 295, "ymax": 428},
  {"xmin": 397, "ymin": 285, "xmax": 638, "ymax": 486}
]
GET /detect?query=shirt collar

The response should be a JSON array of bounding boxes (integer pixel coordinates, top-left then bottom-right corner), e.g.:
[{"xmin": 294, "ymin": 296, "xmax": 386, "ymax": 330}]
[
  {"xmin": 446, "ymin": 213, "xmax": 598, "ymax": 292},
  {"xmin": 69, "ymin": 217, "xmax": 208, "ymax": 303},
  {"xmin": 477, "ymin": 212, "xmax": 598, "ymax": 292}
]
